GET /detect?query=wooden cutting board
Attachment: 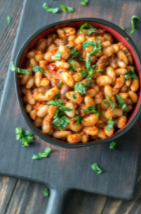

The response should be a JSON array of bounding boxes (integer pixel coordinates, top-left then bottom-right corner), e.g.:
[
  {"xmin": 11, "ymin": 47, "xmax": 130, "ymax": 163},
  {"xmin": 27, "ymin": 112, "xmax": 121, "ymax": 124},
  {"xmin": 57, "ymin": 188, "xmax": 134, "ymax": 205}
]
[{"xmin": 0, "ymin": 0, "xmax": 141, "ymax": 213}]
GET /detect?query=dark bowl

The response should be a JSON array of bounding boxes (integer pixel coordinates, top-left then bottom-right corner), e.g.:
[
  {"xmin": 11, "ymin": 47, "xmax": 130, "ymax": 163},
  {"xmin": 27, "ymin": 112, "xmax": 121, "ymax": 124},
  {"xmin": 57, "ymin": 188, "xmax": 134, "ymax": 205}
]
[{"xmin": 14, "ymin": 18, "xmax": 141, "ymax": 148}]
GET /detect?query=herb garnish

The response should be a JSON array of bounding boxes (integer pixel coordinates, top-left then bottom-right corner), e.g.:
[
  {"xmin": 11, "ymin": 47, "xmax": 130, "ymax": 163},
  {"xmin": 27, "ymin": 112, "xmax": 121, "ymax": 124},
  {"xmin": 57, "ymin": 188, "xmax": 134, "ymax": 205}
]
[
  {"xmin": 120, "ymin": 26, "xmax": 125, "ymax": 30},
  {"xmin": 78, "ymin": 56, "xmax": 83, "ymax": 61},
  {"xmin": 70, "ymin": 47, "xmax": 80, "ymax": 58},
  {"xmin": 55, "ymin": 51, "xmax": 62, "ymax": 61},
  {"xmin": 106, "ymin": 118, "xmax": 114, "ymax": 131},
  {"xmin": 7, "ymin": 16, "xmax": 11, "ymax": 24},
  {"xmin": 110, "ymin": 142, "xmax": 117, "ymax": 150},
  {"xmin": 60, "ymin": 5, "xmax": 74, "ymax": 13},
  {"xmin": 15, "ymin": 127, "xmax": 33, "ymax": 147},
  {"xmin": 75, "ymin": 116, "xmax": 84, "ymax": 126},
  {"xmin": 40, "ymin": 92, "xmax": 45, "ymax": 95},
  {"xmin": 32, "ymin": 148, "xmax": 52, "ymax": 159},
  {"xmin": 130, "ymin": 15, "xmax": 141, "ymax": 34},
  {"xmin": 83, "ymin": 106, "xmax": 100, "ymax": 116},
  {"xmin": 91, "ymin": 163, "xmax": 103, "ymax": 175},
  {"xmin": 32, "ymin": 66, "xmax": 46, "ymax": 73},
  {"xmin": 59, "ymin": 82, "xmax": 63, "ymax": 89},
  {"xmin": 116, "ymin": 95, "xmax": 128, "ymax": 112},
  {"xmin": 11, "ymin": 60, "xmax": 31, "ymax": 74},
  {"xmin": 71, "ymin": 93, "xmax": 77, "ymax": 99},
  {"xmin": 74, "ymin": 81, "xmax": 92, "ymax": 94},
  {"xmin": 42, "ymin": 3, "xmax": 59, "ymax": 14},
  {"xmin": 86, "ymin": 52, "xmax": 91, "ymax": 68},
  {"xmin": 79, "ymin": 0, "xmax": 89, "ymax": 5},
  {"xmin": 90, "ymin": 40, "xmax": 101, "ymax": 56},
  {"xmin": 103, "ymin": 96, "xmax": 115, "ymax": 111},
  {"xmin": 43, "ymin": 189, "xmax": 49, "ymax": 197},
  {"xmin": 87, "ymin": 28, "xmax": 95, "ymax": 35},
  {"xmin": 80, "ymin": 23, "xmax": 94, "ymax": 32},
  {"xmin": 53, "ymin": 109, "xmax": 70, "ymax": 130},
  {"xmin": 47, "ymin": 99, "xmax": 73, "ymax": 112},
  {"xmin": 124, "ymin": 67, "xmax": 137, "ymax": 79},
  {"xmin": 68, "ymin": 59, "xmax": 76, "ymax": 71},
  {"xmin": 55, "ymin": 93, "xmax": 59, "ymax": 99},
  {"xmin": 126, "ymin": 38, "xmax": 129, "ymax": 40}
]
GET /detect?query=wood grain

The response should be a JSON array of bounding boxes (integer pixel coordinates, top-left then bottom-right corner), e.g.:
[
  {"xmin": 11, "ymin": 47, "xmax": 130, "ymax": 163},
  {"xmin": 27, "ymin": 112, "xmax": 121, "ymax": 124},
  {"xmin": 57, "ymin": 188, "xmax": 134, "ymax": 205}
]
[{"xmin": 0, "ymin": 0, "xmax": 141, "ymax": 214}]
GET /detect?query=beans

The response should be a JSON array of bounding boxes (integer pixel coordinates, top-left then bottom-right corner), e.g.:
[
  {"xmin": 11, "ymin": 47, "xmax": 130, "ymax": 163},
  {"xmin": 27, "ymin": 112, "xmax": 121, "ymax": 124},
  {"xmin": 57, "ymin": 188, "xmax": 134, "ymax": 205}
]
[
  {"xmin": 53, "ymin": 131, "xmax": 72, "ymax": 139},
  {"xmin": 83, "ymin": 126, "xmax": 99, "ymax": 136},
  {"xmin": 128, "ymin": 91, "xmax": 138, "ymax": 103},
  {"xmin": 82, "ymin": 114, "xmax": 99, "ymax": 126},
  {"xmin": 66, "ymin": 91, "xmax": 83, "ymax": 104},
  {"xmin": 103, "ymin": 46, "xmax": 114, "ymax": 57},
  {"xmin": 130, "ymin": 78, "xmax": 139, "ymax": 91},
  {"xmin": 96, "ymin": 75, "xmax": 113, "ymax": 86},
  {"xmin": 26, "ymin": 104, "xmax": 32, "ymax": 113},
  {"xmin": 68, "ymin": 120, "xmax": 83, "ymax": 132},
  {"xmin": 37, "ymin": 105, "xmax": 48, "ymax": 117},
  {"xmin": 45, "ymin": 87, "xmax": 60, "ymax": 100},
  {"xmin": 117, "ymin": 116, "xmax": 127, "ymax": 128},
  {"xmin": 67, "ymin": 133, "xmax": 82, "ymax": 144},
  {"xmin": 26, "ymin": 89, "xmax": 35, "ymax": 105},
  {"xmin": 33, "ymin": 117, "xmax": 43, "ymax": 127},
  {"xmin": 84, "ymin": 96, "xmax": 95, "ymax": 107},
  {"xmin": 19, "ymin": 25, "xmax": 139, "ymax": 144}
]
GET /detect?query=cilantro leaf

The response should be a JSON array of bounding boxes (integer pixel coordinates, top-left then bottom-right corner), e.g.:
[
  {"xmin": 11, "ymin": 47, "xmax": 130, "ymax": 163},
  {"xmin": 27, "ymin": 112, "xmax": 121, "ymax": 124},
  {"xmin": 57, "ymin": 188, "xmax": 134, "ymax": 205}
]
[
  {"xmin": 60, "ymin": 5, "xmax": 74, "ymax": 13},
  {"xmin": 55, "ymin": 51, "xmax": 62, "ymax": 61},
  {"xmin": 106, "ymin": 118, "xmax": 114, "ymax": 131},
  {"xmin": 43, "ymin": 189, "xmax": 49, "ymax": 197},
  {"xmin": 43, "ymin": 3, "xmax": 59, "ymax": 14},
  {"xmin": 59, "ymin": 82, "xmax": 63, "ymax": 89},
  {"xmin": 78, "ymin": 56, "xmax": 83, "ymax": 61},
  {"xmin": 32, "ymin": 148, "xmax": 52, "ymax": 159},
  {"xmin": 7, "ymin": 16, "xmax": 11, "ymax": 24},
  {"xmin": 90, "ymin": 40, "xmax": 101, "ymax": 56},
  {"xmin": 74, "ymin": 81, "xmax": 92, "ymax": 94},
  {"xmin": 11, "ymin": 60, "xmax": 31, "ymax": 74},
  {"xmin": 53, "ymin": 109, "xmax": 70, "ymax": 130},
  {"xmin": 86, "ymin": 52, "xmax": 91, "ymax": 68},
  {"xmin": 32, "ymin": 66, "xmax": 46, "ymax": 73},
  {"xmin": 91, "ymin": 163, "xmax": 103, "ymax": 175},
  {"xmin": 78, "ymin": 69, "xmax": 88, "ymax": 78},
  {"xmin": 75, "ymin": 116, "xmax": 84, "ymax": 126},
  {"xmin": 130, "ymin": 15, "xmax": 141, "ymax": 34},
  {"xmin": 103, "ymin": 96, "xmax": 115, "ymax": 111},
  {"xmin": 87, "ymin": 28, "xmax": 95, "ymax": 35},
  {"xmin": 15, "ymin": 127, "xmax": 33, "ymax": 147},
  {"xmin": 40, "ymin": 92, "xmax": 45, "ymax": 95},
  {"xmin": 124, "ymin": 67, "xmax": 137, "ymax": 79},
  {"xmin": 86, "ymin": 66, "xmax": 95, "ymax": 79},
  {"xmin": 110, "ymin": 142, "xmax": 117, "ymax": 150},
  {"xmin": 88, "ymin": 106, "xmax": 100, "ymax": 116},
  {"xmin": 68, "ymin": 59, "xmax": 76, "ymax": 71},
  {"xmin": 120, "ymin": 26, "xmax": 125, "ymax": 31},
  {"xmin": 83, "ymin": 108, "xmax": 89, "ymax": 113},
  {"xmin": 116, "ymin": 95, "xmax": 128, "ymax": 112},
  {"xmin": 80, "ymin": 23, "xmax": 94, "ymax": 32},
  {"xmin": 70, "ymin": 47, "xmax": 80, "ymax": 58},
  {"xmin": 47, "ymin": 99, "xmax": 73, "ymax": 112},
  {"xmin": 71, "ymin": 93, "xmax": 77, "ymax": 99},
  {"xmin": 79, "ymin": 0, "xmax": 89, "ymax": 5},
  {"xmin": 82, "ymin": 41, "xmax": 96, "ymax": 49},
  {"xmin": 55, "ymin": 93, "xmax": 59, "ymax": 99}
]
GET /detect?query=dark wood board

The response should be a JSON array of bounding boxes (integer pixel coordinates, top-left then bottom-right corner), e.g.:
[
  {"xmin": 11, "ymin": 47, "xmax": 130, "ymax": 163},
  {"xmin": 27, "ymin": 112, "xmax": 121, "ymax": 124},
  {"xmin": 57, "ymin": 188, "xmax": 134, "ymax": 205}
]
[{"xmin": 0, "ymin": 0, "xmax": 141, "ymax": 213}]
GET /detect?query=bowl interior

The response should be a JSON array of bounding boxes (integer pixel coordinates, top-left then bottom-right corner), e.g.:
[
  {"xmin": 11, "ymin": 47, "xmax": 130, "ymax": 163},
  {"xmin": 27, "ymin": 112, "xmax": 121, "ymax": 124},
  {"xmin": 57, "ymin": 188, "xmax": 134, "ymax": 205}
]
[{"xmin": 17, "ymin": 20, "xmax": 141, "ymax": 148}]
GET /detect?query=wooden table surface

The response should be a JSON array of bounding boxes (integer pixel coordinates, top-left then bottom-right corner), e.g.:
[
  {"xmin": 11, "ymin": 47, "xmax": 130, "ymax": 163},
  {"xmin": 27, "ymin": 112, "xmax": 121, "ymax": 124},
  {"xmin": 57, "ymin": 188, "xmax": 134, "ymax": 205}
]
[{"xmin": 1, "ymin": 0, "xmax": 141, "ymax": 213}]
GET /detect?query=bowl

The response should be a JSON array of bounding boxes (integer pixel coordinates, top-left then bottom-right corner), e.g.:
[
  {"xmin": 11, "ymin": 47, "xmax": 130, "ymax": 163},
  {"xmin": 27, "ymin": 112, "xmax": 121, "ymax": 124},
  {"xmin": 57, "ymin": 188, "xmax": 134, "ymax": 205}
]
[{"xmin": 14, "ymin": 18, "xmax": 141, "ymax": 148}]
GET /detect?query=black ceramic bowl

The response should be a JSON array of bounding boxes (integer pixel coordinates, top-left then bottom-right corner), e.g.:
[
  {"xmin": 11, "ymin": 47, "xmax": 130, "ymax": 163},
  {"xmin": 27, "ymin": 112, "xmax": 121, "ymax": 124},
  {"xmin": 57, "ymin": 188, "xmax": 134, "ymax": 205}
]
[{"xmin": 15, "ymin": 18, "xmax": 141, "ymax": 148}]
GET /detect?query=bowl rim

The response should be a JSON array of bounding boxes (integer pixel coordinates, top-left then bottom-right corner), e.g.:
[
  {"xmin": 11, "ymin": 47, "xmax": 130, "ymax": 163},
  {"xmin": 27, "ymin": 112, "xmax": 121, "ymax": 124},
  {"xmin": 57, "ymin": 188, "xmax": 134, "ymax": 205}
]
[{"xmin": 14, "ymin": 18, "xmax": 141, "ymax": 148}]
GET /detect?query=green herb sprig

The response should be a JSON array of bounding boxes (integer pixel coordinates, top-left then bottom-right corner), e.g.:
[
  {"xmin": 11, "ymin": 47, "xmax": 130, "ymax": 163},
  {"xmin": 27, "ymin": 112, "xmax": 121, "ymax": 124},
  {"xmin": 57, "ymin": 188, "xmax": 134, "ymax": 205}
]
[
  {"xmin": 130, "ymin": 15, "xmax": 141, "ymax": 34},
  {"xmin": 32, "ymin": 148, "xmax": 52, "ymax": 159},
  {"xmin": 32, "ymin": 66, "xmax": 46, "ymax": 73},
  {"xmin": 11, "ymin": 60, "xmax": 31, "ymax": 74},
  {"xmin": 106, "ymin": 118, "xmax": 114, "ymax": 131},
  {"xmin": 124, "ymin": 67, "xmax": 137, "ymax": 79},
  {"xmin": 60, "ymin": 5, "xmax": 74, "ymax": 13},
  {"xmin": 43, "ymin": 3, "xmax": 59, "ymax": 14},
  {"xmin": 15, "ymin": 127, "xmax": 33, "ymax": 147},
  {"xmin": 53, "ymin": 109, "xmax": 70, "ymax": 130},
  {"xmin": 103, "ymin": 96, "xmax": 115, "ymax": 111},
  {"xmin": 74, "ymin": 81, "xmax": 92, "ymax": 94},
  {"xmin": 91, "ymin": 163, "xmax": 103, "ymax": 175},
  {"xmin": 43, "ymin": 189, "xmax": 50, "ymax": 197},
  {"xmin": 116, "ymin": 95, "xmax": 128, "ymax": 112},
  {"xmin": 47, "ymin": 99, "xmax": 73, "ymax": 112},
  {"xmin": 55, "ymin": 51, "xmax": 62, "ymax": 61},
  {"xmin": 110, "ymin": 142, "xmax": 117, "ymax": 150},
  {"xmin": 7, "ymin": 16, "xmax": 11, "ymax": 24},
  {"xmin": 79, "ymin": 0, "xmax": 89, "ymax": 6},
  {"xmin": 75, "ymin": 116, "xmax": 84, "ymax": 126}
]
